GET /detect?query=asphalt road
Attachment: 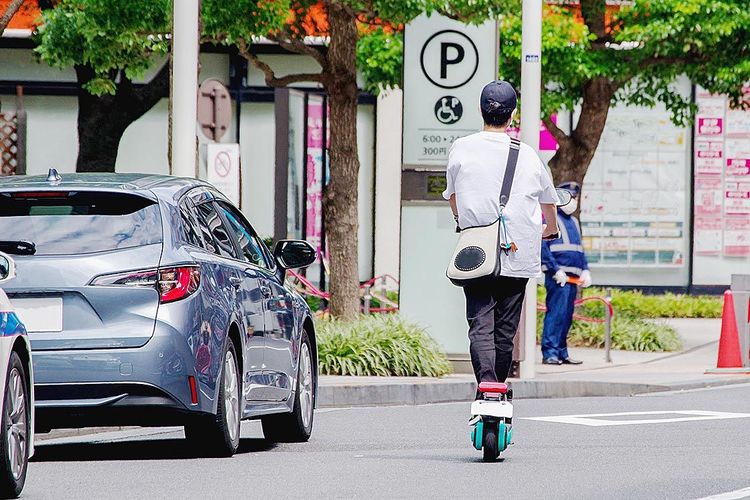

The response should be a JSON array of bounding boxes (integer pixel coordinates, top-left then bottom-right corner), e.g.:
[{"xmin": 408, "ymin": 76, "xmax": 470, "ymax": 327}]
[{"xmin": 24, "ymin": 383, "xmax": 750, "ymax": 499}]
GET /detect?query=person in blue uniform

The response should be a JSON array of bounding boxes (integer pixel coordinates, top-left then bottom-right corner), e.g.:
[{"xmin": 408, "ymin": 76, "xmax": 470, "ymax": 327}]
[{"xmin": 540, "ymin": 181, "xmax": 592, "ymax": 365}]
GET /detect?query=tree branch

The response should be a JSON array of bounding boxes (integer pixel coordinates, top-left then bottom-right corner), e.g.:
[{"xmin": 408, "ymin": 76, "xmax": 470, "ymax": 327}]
[
  {"xmin": 129, "ymin": 60, "xmax": 170, "ymax": 116},
  {"xmin": 543, "ymin": 115, "xmax": 570, "ymax": 146},
  {"xmin": 266, "ymin": 34, "xmax": 328, "ymax": 70},
  {"xmin": 0, "ymin": 0, "xmax": 25, "ymax": 35},
  {"xmin": 580, "ymin": 0, "xmax": 613, "ymax": 47},
  {"xmin": 237, "ymin": 38, "xmax": 326, "ymax": 87}
]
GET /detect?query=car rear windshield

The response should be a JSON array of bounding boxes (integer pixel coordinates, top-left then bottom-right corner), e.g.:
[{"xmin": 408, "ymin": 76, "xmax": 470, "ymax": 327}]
[{"xmin": 0, "ymin": 191, "xmax": 162, "ymax": 255}]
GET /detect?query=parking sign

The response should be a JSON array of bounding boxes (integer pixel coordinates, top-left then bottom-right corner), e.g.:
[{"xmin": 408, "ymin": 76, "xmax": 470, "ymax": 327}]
[{"xmin": 403, "ymin": 14, "xmax": 498, "ymax": 168}]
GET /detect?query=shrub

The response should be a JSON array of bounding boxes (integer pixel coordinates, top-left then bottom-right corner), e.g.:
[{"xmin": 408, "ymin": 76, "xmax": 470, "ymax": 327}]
[
  {"xmin": 536, "ymin": 312, "xmax": 683, "ymax": 352},
  {"xmin": 317, "ymin": 315, "xmax": 452, "ymax": 377},
  {"xmin": 537, "ymin": 287, "xmax": 723, "ymax": 319}
]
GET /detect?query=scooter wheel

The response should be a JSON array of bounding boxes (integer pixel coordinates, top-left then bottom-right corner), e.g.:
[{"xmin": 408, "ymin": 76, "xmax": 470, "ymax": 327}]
[{"xmin": 482, "ymin": 422, "xmax": 500, "ymax": 462}]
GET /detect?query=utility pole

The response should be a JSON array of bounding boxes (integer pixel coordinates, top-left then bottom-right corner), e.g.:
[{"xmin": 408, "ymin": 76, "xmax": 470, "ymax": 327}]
[
  {"xmin": 170, "ymin": 0, "xmax": 200, "ymax": 177},
  {"xmin": 519, "ymin": 0, "xmax": 543, "ymax": 379}
]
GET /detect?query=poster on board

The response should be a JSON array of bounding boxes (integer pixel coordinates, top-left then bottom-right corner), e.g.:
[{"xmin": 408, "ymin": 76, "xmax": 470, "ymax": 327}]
[{"xmin": 693, "ymin": 88, "xmax": 750, "ymax": 279}]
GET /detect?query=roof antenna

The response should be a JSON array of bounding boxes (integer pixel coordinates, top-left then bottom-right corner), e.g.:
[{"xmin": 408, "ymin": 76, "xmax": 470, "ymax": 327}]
[{"xmin": 47, "ymin": 168, "xmax": 62, "ymax": 185}]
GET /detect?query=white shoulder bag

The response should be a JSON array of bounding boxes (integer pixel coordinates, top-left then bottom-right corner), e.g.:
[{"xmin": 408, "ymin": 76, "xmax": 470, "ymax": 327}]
[{"xmin": 446, "ymin": 138, "xmax": 521, "ymax": 287}]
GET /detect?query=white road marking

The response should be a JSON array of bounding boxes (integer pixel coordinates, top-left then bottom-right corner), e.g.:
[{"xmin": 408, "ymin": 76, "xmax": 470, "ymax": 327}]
[
  {"xmin": 695, "ymin": 486, "xmax": 750, "ymax": 500},
  {"xmin": 523, "ymin": 410, "xmax": 750, "ymax": 427}
]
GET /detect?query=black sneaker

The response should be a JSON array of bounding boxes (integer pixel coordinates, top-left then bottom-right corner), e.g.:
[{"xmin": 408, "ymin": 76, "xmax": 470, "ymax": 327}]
[{"xmin": 562, "ymin": 358, "xmax": 583, "ymax": 365}]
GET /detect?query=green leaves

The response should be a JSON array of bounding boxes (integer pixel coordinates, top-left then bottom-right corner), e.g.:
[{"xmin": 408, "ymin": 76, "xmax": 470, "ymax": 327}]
[
  {"xmin": 201, "ymin": 0, "xmax": 288, "ymax": 45},
  {"xmin": 35, "ymin": 0, "xmax": 171, "ymax": 95},
  {"xmin": 35, "ymin": 0, "xmax": 289, "ymax": 96},
  {"xmin": 357, "ymin": 1, "xmax": 750, "ymax": 125},
  {"xmin": 356, "ymin": 28, "xmax": 403, "ymax": 94}
]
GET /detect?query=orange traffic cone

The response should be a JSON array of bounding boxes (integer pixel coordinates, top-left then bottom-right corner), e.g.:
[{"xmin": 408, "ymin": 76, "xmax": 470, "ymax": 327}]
[{"xmin": 716, "ymin": 290, "xmax": 743, "ymax": 368}]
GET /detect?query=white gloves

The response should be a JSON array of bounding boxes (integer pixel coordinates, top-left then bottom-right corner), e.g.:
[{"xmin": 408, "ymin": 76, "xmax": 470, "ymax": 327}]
[
  {"xmin": 580, "ymin": 269, "xmax": 592, "ymax": 288},
  {"xmin": 553, "ymin": 269, "xmax": 567, "ymax": 287}
]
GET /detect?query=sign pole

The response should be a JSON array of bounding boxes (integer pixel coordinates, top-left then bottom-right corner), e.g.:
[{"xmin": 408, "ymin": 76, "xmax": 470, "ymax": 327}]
[
  {"xmin": 519, "ymin": 0, "xmax": 543, "ymax": 379},
  {"xmin": 170, "ymin": 0, "xmax": 200, "ymax": 178}
]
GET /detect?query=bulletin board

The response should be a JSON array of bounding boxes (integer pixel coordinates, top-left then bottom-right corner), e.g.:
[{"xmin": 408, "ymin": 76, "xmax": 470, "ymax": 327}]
[
  {"xmin": 692, "ymin": 88, "xmax": 750, "ymax": 285},
  {"xmin": 581, "ymin": 107, "xmax": 689, "ymax": 272}
]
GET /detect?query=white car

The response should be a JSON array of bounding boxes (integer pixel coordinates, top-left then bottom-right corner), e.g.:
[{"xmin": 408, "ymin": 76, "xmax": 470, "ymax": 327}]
[{"xmin": 0, "ymin": 252, "xmax": 33, "ymax": 499}]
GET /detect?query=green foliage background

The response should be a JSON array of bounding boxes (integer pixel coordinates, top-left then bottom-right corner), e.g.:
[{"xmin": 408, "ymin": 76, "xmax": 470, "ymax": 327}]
[
  {"xmin": 535, "ymin": 287, "xmax": 723, "ymax": 352},
  {"xmin": 356, "ymin": 1, "xmax": 750, "ymax": 125}
]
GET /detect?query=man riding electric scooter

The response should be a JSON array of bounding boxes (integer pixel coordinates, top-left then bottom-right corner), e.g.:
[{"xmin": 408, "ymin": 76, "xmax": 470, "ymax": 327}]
[{"xmin": 443, "ymin": 81, "xmax": 561, "ymax": 461}]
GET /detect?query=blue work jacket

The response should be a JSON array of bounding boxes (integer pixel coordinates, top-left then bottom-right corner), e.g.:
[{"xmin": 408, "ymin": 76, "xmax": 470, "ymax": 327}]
[{"xmin": 541, "ymin": 210, "xmax": 589, "ymax": 277}]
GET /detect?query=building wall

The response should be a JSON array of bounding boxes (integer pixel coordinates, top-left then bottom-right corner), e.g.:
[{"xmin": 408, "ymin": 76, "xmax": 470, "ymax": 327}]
[
  {"xmin": 239, "ymin": 102, "xmax": 276, "ymax": 238},
  {"xmin": 23, "ymin": 95, "xmax": 78, "ymax": 174},
  {"xmin": 1, "ymin": 47, "xmax": 378, "ymax": 280}
]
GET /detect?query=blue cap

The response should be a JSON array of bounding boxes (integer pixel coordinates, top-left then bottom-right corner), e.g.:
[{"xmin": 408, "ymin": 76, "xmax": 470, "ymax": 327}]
[
  {"xmin": 557, "ymin": 181, "xmax": 580, "ymax": 197},
  {"xmin": 480, "ymin": 81, "xmax": 517, "ymax": 114}
]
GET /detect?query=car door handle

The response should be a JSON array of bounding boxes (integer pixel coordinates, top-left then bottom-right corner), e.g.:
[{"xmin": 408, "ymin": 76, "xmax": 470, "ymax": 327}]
[
  {"xmin": 230, "ymin": 276, "xmax": 244, "ymax": 288},
  {"xmin": 260, "ymin": 284, "xmax": 272, "ymax": 298}
]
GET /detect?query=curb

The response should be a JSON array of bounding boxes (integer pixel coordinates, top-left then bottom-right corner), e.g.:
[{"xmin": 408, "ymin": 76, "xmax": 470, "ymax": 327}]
[
  {"xmin": 318, "ymin": 378, "xmax": 476, "ymax": 407},
  {"xmin": 317, "ymin": 376, "xmax": 750, "ymax": 408},
  {"xmin": 35, "ymin": 426, "xmax": 138, "ymax": 443}
]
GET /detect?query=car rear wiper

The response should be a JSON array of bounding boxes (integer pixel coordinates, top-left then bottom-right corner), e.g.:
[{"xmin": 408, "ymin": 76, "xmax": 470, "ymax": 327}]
[{"xmin": 0, "ymin": 241, "xmax": 36, "ymax": 255}]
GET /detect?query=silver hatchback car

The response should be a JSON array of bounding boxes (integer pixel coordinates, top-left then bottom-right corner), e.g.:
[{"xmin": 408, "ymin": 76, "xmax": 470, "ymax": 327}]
[{"xmin": 0, "ymin": 172, "xmax": 318, "ymax": 456}]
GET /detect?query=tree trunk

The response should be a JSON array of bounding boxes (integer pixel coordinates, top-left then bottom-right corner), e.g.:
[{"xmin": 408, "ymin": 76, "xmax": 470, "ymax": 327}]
[
  {"xmin": 323, "ymin": 3, "xmax": 361, "ymax": 320},
  {"xmin": 75, "ymin": 67, "xmax": 130, "ymax": 172},
  {"xmin": 547, "ymin": 78, "xmax": 617, "ymax": 217},
  {"xmin": 75, "ymin": 64, "xmax": 169, "ymax": 173}
]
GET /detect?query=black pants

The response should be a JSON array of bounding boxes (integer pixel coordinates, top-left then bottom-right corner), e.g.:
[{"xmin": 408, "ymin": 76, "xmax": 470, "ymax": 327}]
[{"xmin": 463, "ymin": 276, "xmax": 529, "ymax": 385}]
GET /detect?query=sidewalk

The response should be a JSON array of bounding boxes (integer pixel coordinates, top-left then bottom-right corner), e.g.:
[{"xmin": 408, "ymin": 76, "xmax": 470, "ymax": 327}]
[{"xmin": 318, "ymin": 318, "xmax": 750, "ymax": 407}]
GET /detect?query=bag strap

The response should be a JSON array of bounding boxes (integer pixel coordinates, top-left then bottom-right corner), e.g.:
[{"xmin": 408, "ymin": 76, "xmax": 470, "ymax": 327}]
[{"xmin": 499, "ymin": 138, "xmax": 521, "ymax": 210}]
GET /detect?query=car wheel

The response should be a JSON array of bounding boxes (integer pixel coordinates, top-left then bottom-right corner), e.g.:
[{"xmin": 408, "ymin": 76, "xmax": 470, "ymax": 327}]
[
  {"xmin": 0, "ymin": 352, "xmax": 29, "ymax": 499},
  {"xmin": 262, "ymin": 330, "xmax": 315, "ymax": 443},
  {"xmin": 184, "ymin": 340, "xmax": 241, "ymax": 457}
]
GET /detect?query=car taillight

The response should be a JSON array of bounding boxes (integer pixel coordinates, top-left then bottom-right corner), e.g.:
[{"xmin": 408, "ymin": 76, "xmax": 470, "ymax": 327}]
[
  {"xmin": 90, "ymin": 266, "xmax": 200, "ymax": 303},
  {"xmin": 90, "ymin": 269, "xmax": 158, "ymax": 287},
  {"xmin": 158, "ymin": 267, "xmax": 201, "ymax": 303}
]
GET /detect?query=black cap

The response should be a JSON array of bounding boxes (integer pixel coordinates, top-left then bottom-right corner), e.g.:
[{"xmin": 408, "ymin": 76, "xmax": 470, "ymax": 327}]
[{"xmin": 480, "ymin": 80, "xmax": 517, "ymax": 114}]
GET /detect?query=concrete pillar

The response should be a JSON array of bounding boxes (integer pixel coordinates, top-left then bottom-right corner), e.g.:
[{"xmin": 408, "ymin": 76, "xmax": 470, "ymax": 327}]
[
  {"xmin": 170, "ymin": 0, "xmax": 200, "ymax": 177},
  {"xmin": 519, "ymin": 0, "xmax": 543, "ymax": 379}
]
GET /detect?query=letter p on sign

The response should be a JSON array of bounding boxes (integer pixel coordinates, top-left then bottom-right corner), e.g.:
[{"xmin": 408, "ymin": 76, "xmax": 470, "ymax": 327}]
[
  {"xmin": 420, "ymin": 30, "xmax": 480, "ymax": 89},
  {"xmin": 440, "ymin": 42, "xmax": 465, "ymax": 78}
]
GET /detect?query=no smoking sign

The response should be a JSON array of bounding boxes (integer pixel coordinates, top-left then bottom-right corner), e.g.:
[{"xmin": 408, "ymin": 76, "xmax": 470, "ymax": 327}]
[
  {"xmin": 206, "ymin": 143, "xmax": 241, "ymax": 206},
  {"xmin": 214, "ymin": 151, "xmax": 232, "ymax": 178}
]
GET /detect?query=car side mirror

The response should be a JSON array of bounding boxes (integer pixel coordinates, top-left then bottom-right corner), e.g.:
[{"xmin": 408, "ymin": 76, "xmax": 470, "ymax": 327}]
[
  {"xmin": 555, "ymin": 188, "xmax": 573, "ymax": 207},
  {"xmin": 0, "ymin": 252, "xmax": 15, "ymax": 283},
  {"xmin": 273, "ymin": 240, "xmax": 316, "ymax": 270}
]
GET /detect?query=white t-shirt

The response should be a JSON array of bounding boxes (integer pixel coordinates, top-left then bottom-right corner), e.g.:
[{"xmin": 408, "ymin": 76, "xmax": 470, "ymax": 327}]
[{"xmin": 442, "ymin": 131, "xmax": 558, "ymax": 278}]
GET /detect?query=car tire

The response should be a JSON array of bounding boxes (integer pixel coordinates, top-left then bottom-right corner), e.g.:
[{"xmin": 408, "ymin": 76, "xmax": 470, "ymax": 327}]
[
  {"xmin": 184, "ymin": 340, "xmax": 241, "ymax": 457},
  {"xmin": 0, "ymin": 352, "xmax": 29, "ymax": 499},
  {"xmin": 262, "ymin": 330, "xmax": 315, "ymax": 443}
]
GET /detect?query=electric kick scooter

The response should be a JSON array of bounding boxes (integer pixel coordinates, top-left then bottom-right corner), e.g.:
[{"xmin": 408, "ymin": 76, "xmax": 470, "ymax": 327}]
[{"xmin": 469, "ymin": 382, "xmax": 513, "ymax": 462}]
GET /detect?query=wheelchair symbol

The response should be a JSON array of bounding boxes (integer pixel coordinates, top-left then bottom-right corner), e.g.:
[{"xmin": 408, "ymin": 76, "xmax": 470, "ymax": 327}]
[{"xmin": 434, "ymin": 96, "xmax": 463, "ymax": 124}]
